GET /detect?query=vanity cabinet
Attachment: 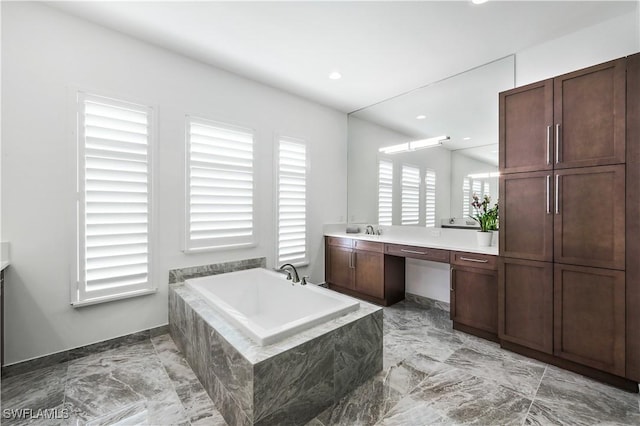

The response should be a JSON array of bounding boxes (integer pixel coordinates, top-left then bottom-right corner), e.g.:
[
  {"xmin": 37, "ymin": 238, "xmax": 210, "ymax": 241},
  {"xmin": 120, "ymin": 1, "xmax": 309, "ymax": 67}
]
[
  {"xmin": 498, "ymin": 55, "xmax": 637, "ymax": 390},
  {"xmin": 325, "ymin": 237, "xmax": 404, "ymax": 306},
  {"xmin": 450, "ymin": 252, "xmax": 498, "ymax": 341}
]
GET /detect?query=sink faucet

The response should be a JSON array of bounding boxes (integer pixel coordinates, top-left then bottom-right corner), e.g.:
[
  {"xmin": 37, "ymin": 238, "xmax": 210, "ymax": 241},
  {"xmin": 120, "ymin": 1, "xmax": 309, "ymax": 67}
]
[
  {"xmin": 278, "ymin": 263, "xmax": 300, "ymax": 284},
  {"xmin": 365, "ymin": 225, "xmax": 374, "ymax": 235}
]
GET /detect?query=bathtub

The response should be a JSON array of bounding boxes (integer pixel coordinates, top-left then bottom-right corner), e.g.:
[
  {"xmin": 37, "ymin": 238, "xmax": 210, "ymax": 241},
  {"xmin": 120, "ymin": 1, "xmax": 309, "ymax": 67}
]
[{"xmin": 185, "ymin": 268, "xmax": 360, "ymax": 346}]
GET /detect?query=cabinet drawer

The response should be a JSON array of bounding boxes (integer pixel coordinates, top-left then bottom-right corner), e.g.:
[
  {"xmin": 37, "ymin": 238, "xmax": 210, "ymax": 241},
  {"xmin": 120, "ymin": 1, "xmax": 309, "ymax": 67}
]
[
  {"xmin": 450, "ymin": 252, "xmax": 498, "ymax": 270},
  {"xmin": 353, "ymin": 239, "xmax": 384, "ymax": 253},
  {"xmin": 385, "ymin": 244, "xmax": 449, "ymax": 263},
  {"xmin": 326, "ymin": 237, "xmax": 352, "ymax": 248}
]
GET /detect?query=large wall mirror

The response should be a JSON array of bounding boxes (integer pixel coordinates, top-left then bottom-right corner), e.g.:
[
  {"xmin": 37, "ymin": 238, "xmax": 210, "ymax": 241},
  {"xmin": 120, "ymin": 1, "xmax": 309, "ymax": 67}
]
[{"xmin": 347, "ymin": 55, "xmax": 515, "ymax": 227}]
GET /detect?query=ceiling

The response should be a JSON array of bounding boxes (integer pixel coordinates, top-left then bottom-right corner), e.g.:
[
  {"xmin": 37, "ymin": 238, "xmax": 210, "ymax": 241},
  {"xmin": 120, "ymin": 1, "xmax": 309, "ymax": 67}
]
[{"xmin": 48, "ymin": 1, "xmax": 636, "ymax": 113}]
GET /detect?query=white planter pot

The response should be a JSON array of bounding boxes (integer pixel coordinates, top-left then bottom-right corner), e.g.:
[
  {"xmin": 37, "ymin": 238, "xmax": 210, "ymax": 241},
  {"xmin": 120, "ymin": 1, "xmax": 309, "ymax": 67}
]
[{"xmin": 476, "ymin": 231, "xmax": 493, "ymax": 247}]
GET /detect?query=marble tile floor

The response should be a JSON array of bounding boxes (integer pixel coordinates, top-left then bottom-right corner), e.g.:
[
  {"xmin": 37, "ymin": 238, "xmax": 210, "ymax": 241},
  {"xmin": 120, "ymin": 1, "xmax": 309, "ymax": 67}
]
[{"xmin": 2, "ymin": 299, "xmax": 639, "ymax": 425}]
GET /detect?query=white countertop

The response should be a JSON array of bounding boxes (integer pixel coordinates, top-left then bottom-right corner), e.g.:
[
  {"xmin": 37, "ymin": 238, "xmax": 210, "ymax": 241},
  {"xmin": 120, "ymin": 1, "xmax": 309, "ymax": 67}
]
[
  {"xmin": 1, "ymin": 242, "xmax": 9, "ymax": 271},
  {"xmin": 324, "ymin": 225, "xmax": 498, "ymax": 256},
  {"xmin": 1, "ymin": 261, "xmax": 9, "ymax": 272}
]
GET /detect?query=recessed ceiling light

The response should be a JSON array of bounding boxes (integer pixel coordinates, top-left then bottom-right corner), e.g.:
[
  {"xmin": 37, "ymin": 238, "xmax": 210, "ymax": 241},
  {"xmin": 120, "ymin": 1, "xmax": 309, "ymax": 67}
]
[
  {"xmin": 328, "ymin": 71, "xmax": 342, "ymax": 80},
  {"xmin": 416, "ymin": 115, "xmax": 427, "ymax": 120},
  {"xmin": 463, "ymin": 137, "xmax": 471, "ymax": 140},
  {"xmin": 471, "ymin": 0, "xmax": 489, "ymax": 4}
]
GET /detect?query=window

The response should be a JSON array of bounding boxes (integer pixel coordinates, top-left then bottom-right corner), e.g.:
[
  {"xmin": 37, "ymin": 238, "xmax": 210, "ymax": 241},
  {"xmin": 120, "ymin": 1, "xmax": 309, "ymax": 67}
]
[
  {"xmin": 462, "ymin": 177, "xmax": 471, "ymax": 217},
  {"xmin": 378, "ymin": 160, "xmax": 393, "ymax": 225},
  {"xmin": 276, "ymin": 137, "xmax": 307, "ymax": 265},
  {"xmin": 425, "ymin": 169, "xmax": 436, "ymax": 227},
  {"xmin": 401, "ymin": 164, "xmax": 420, "ymax": 225},
  {"xmin": 185, "ymin": 117, "xmax": 255, "ymax": 251},
  {"xmin": 75, "ymin": 92, "xmax": 154, "ymax": 305}
]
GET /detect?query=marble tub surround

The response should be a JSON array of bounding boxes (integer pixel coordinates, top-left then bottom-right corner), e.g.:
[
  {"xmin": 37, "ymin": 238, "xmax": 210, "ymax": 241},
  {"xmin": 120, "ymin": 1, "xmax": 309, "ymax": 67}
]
[
  {"xmin": 1, "ymin": 324, "xmax": 168, "ymax": 379},
  {"xmin": 168, "ymin": 257, "xmax": 266, "ymax": 284},
  {"xmin": 169, "ymin": 283, "xmax": 383, "ymax": 425}
]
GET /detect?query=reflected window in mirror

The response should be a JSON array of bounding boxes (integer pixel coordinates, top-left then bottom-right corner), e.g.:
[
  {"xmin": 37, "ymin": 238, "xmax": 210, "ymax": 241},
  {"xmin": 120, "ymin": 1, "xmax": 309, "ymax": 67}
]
[
  {"xmin": 401, "ymin": 164, "xmax": 420, "ymax": 225},
  {"xmin": 378, "ymin": 160, "xmax": 393, "ymax": 225},
  {"xmin": 425, "ymin": 169, "xmax": 436, "ymax": 228}
]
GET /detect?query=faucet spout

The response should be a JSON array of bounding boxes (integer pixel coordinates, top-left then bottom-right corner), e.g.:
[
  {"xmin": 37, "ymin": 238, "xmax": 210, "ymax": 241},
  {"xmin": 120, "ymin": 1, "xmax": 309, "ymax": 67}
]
[{"xmin": 278, "ymin": 263, "xmax": 300, "ymax": 283}]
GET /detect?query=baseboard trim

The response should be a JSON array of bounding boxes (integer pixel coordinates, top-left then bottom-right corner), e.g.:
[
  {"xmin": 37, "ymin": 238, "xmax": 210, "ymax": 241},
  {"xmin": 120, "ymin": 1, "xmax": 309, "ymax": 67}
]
[{"xmin": 1, "ymin": 324, "xmax": 168, "ymax": 378}]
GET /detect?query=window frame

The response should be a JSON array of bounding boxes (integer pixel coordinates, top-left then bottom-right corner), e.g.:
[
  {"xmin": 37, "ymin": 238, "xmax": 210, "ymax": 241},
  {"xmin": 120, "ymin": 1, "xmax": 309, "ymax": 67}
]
[
  {"xmin": 274, "ymin": 135, "xmax": 309, "ymax": 267},
  {"xmin": 183, "ymin": 115, "xmax": 257, "ymax": 253},
  {"xmin": 72, "ymin": 90, "xmax": 157, "ymax": 307}
]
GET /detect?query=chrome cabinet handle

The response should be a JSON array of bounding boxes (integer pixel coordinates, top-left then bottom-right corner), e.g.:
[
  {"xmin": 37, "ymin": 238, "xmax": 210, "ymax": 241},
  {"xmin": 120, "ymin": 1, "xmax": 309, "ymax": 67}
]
[
  {"xmin": 555, "ymin": 124, "xmax": 561, "ymax": 164},
  {"xmin": 546, "ymin": 125, "xmax": 552, "ymax": 165},
  {"xmin": 450, "ymin": 267, "xmax": 455, "ymax": 292},
  {"xmin": 546, "ymin": 175, "xmax": 551, "ymax": 214},
  {"xmin": 401, "ymin": 249, "xmax": 427, "ymax": 255},
  {"xmin": 352, "ymin": 252, "xmax": 356, "ymax": 269},
  {"xmin": 348, "ymin": 251, "xmax": 353, "ymax": 268},
  {"xmin": 555, "ymin": 174, "xmax": 560, "ymax": 215},
  {"xmin": 459, "ymin": 257, "xmax": 489, "ymax": 263}
]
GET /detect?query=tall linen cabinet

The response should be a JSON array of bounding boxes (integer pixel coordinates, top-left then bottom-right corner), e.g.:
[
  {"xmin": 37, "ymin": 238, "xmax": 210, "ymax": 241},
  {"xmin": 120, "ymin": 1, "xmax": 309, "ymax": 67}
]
[{"xmin": 498, "ymin": 53, "xmax": 639, "ymax": 388}]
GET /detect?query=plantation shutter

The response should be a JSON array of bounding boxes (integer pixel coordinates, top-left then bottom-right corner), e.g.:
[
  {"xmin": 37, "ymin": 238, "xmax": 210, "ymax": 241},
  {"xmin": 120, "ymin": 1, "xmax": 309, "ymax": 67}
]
[
  {"xmin": 76, "ymin": 92, "xmax": 154, "ymax": 304},
  {"xmin": 463, "ymin": 177, "xmax": 471, "ymax": 217},
  {"xmin": 186, "ymin": 117, "xmax": 255, "ymax": 250},
  {"xmin": 401, "ymin": 165, "xmax": 420, "ymax": 225},
  {"xmin": 378, "ymin": 160, "xmax": 393, "ymax": 225},
  {"xmin": 425, "ymin": 169, "xmax": 436, "ymax": 228},
  {"xmin": 277, "ymin": 137, "xmax": 307, "ymax": 265}
]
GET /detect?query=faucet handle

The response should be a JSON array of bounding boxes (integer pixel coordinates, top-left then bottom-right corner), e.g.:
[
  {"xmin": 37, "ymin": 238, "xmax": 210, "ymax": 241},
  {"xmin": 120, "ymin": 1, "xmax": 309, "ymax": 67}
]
[
  {"xmin": 301, "ymin": 276, "xmax": 309, "ymax": 285},
  {"xmin": 285, "ymin": 271, "xmax": 292, "ymax": 280}
]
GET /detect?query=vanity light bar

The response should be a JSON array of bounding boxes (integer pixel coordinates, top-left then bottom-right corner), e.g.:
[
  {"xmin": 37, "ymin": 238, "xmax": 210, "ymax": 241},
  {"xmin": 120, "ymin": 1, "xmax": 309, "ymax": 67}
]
[
  {"xmin": 467, "ymin": 172, "xmax": 500, "ymax": 179},
  {"xmin": 379, "ymin": 135, "xmax": 449, "ymax": 154}
]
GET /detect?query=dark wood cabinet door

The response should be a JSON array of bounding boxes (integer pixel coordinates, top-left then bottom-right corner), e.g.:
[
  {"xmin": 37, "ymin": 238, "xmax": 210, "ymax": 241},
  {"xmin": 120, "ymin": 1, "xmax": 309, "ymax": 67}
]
[
  {"xmin": 499, "ymin": 171, "xmax": 553, "ymax": 262},
  {"xmin": 554, "ymin": 263, "xmax": 625, "ymax": 376},
  {"xmin": 500, "ymin": 79, "xmax": 554, "ymax": 173},
  {"xmin": 499, "ymin": 258, "xmax": 553, "ymax": 354},
  {"xmin": 554, "ymin": 58, "xmax": 626, "ymax": 169},
  {"xmin": 326, "ymin": 245, "xmax": 353, "ymax": 289},
  {"xmin": 554, "ymin": 165, "xmax": 625, "ymax": 270},
  {"xmin": 451, "ymin": 266, "xmax": 498, "ymax": 334},
  {"xmin": 626, "ymin": 52, "xmax": 640, "ymax": 382},
  {"xmin": 354, "ymin": 250, "xmax": 384, "ymax": 299}
]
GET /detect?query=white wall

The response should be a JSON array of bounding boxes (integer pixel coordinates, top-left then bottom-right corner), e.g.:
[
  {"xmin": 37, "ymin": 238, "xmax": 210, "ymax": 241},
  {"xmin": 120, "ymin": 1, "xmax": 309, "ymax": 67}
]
[
  {"xmin": 516, "ymin": 10, "xmax": 640, "ymax": 86},
  {"xmin": 450, "ymin": 151, "xmax": 498, "ymax": 219},
  {"xmin": 1, "ymin": 2, "xmax": 347, "ymax": 364}
]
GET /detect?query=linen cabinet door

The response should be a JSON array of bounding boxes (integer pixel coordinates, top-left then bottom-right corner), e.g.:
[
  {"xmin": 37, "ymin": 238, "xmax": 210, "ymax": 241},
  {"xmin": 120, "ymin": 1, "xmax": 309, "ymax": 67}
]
[
  {"xmin": 499, "ymin": 171, "xmax": 553, "ymax": 262},
  {"xmin": 353, "ymin": 250, "xmax": 384, "ymax": 300},
  {"xmin": 554, "ymin": 58, "xmax": 626, "ymax": 169},
  {"xmin": 499, "ymin": 258, "xmax": 553, "ymax": 354},
  {"xmin": 554, "ymin": 264, "xmax": 625, "ymax": 376},
  {"xmin": 451, "ymin": 266, "xmax": 498, "ymax": 336},
  {"xmin": 326, "ymin": 245, "xmax": 354, "ymax": 290},
  {"xmin": 499, "ymin": 79, "xmax": 554, "ymax": 173},
  {"xmin": 554, "ymin": 165, "xmax": 625, "ymax": 270}
]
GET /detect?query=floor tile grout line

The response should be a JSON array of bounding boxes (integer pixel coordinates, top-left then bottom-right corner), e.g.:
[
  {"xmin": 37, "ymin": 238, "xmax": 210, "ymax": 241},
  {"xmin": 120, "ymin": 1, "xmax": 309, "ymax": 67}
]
[
  {"xmin": 149, "ymin": 334, "xmax": 195, "ymax": 425},
  {"xmin": 521, "ymin": 365, "xmax": 547, "ymax": 426}
]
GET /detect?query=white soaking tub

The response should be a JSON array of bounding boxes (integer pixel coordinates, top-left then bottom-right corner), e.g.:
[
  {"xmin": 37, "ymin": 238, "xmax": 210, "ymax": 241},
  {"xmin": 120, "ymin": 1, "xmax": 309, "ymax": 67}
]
[{"xmin": 185, "ymin": 268, "xmax": 360, "ymax": 346}]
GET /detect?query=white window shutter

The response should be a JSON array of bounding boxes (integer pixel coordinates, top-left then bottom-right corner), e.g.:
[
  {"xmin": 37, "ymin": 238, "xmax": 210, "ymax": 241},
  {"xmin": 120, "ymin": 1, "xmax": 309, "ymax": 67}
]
[
  {"xmin": 76, "ymin": 92, "xmax": 154, "ymax": 305},
  {"xmin": 186, "ymin": 117, "xmax": 255, "ymax": 251},
  {"xmin": 277, "ymin": 137, "xmax": 307, "ymax": 265},
  {"xmin": 401, "ymin": 165, "xmax": 420, "ymax": 225},
  {"xmin": 378, "ymin": 160, "xmax": 393, "ymax": 226},
  {"xmin": 425, "ymin": 169, "xmax": 436, "ymax": 228},
  {"xmin": 463, "ymin": 177, "xmax": 471, "ymax": 218}
]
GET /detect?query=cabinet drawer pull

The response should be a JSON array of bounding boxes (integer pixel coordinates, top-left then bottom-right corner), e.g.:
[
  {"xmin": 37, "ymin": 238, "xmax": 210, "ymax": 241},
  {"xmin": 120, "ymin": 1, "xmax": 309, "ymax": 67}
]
[
  {"xmin": 546, "ymin": 175, "xmax": 551, "ymax": 214},
  {"xmin": 400, "ymin": 249, "xmax": 427, "ymax": 255},
  {"xmin": 459, "ymin": 256, "xmax": 489, "ymax": 263},
  {"xmin": 555, "ymin": 174, "xmax": 560, "ymax": 215},
  {"xmin": 546, "ymin": 125, "xmax": 552, "ymax": 165},
  {"xmin": 555, "ymin": 123, "xmax": 561, "ymax": 164}
]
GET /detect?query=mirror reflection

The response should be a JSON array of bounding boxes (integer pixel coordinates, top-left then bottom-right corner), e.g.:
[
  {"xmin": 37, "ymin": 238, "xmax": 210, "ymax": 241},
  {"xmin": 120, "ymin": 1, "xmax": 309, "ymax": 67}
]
[{"xmin": 347, "ymin": 55, "xmax": 514, "ymax": 227}]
